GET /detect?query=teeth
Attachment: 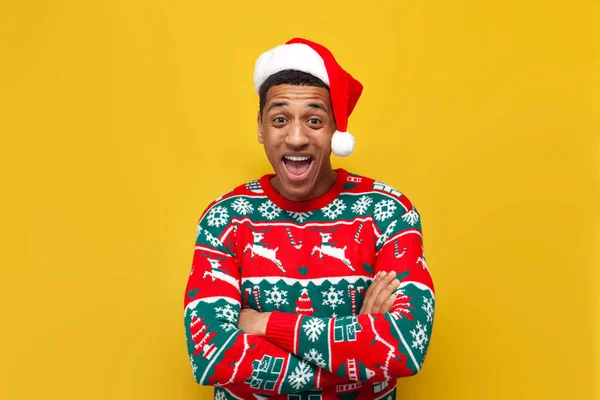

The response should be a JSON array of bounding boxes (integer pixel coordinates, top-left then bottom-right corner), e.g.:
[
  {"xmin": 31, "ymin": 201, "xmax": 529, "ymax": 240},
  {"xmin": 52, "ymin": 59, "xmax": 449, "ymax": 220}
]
[{"xmin": 284, "ymin": 155, "xmax": 311, "ymax": 162}]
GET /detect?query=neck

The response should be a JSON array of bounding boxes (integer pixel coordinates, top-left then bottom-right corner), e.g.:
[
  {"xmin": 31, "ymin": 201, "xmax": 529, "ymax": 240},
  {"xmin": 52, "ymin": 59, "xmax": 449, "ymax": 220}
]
[{"xmin": 271, "ymin": 169, "xmax": 338, "ymax": 202}]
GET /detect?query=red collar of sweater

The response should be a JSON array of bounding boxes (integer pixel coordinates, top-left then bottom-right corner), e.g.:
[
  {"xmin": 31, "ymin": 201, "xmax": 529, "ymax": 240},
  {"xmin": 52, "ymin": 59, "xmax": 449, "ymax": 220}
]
[{"xmin": 259, "ymin": 168, "xmax": 348, "ymax": 212}]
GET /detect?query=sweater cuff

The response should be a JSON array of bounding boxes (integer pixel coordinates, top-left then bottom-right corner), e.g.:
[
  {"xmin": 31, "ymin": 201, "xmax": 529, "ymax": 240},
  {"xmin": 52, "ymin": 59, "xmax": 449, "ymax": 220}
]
[{"xmin": 265, "ymin": 311, "xmax": 301, "ymax": 353}]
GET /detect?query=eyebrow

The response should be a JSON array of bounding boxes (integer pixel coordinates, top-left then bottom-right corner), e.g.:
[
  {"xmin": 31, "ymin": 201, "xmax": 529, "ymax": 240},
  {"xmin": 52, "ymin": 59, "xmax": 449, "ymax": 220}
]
[
  {"xmin": 308, "ymin": 102, "xmax": 328, "ymax": 112},
  {"xmin": 266, "ymin": 101, "xmax": 289, "ymax": 112},
  {"xmin": 266, "ymin": 101, "xmax": 329, "ymax": 113}
]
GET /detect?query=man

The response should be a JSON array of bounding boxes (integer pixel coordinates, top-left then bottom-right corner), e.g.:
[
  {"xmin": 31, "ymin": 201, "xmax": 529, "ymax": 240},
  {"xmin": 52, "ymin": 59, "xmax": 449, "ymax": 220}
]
[{"xmin": 184, "ymin": 38, "xmax": 435, "ymax": 399}]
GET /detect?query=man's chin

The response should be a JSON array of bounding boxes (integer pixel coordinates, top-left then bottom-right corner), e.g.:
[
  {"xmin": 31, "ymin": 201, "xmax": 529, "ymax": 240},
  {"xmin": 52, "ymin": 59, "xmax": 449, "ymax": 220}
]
[{"xmin": 274, "ymin": 162, "xmax": 318, "ymax": 200}]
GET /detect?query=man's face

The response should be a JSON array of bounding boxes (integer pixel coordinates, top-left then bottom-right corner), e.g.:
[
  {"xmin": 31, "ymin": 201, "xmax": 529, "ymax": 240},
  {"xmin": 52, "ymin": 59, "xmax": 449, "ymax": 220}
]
[{"xmin": 258, "ymin": 84, "xmax": 337, "ymax": 202}]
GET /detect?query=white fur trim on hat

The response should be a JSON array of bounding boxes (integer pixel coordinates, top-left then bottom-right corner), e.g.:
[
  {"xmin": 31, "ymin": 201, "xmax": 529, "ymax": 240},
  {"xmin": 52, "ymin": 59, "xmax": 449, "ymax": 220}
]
[
  {"xmin": 331, "ymin": 130, "xmax": 355, "ymax": 157},
  {"xmin": 253, "ymin": 43, "xmax": 330, "ymax": 93}
]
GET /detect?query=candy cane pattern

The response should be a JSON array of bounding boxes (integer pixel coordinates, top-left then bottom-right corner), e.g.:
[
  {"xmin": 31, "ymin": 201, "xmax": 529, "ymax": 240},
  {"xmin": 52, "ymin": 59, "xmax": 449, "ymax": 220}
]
[
  {"xmin": 354, "ymin": 221, "xmax": 365, "ymax": 244},
  {"xmin": 394, "ymin": 240, "xmax": 407, "ymax": 259},
  {"xmin": 252, "ymin": 285, "xmax": 262, "ymax": 312},
  {"xmin": 286, "ymin": 226, "xmax": 303, "ymax": 249},
  {"xmin": 244, "ymin": 286, "xmax": 263, "ymax": 312}
]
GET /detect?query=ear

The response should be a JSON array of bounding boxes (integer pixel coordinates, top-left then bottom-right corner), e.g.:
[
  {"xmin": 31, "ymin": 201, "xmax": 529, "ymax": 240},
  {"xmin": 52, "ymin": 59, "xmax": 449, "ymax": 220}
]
[{"xmin": 257, "ymin": 111, "xmax": 264, "ymax": 144}]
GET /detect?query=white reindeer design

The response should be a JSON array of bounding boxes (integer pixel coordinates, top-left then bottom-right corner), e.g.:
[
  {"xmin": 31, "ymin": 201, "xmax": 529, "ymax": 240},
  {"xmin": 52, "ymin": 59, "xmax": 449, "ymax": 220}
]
[
  {"xmin": 243, "ymin": 227, "xmax": 286, "ymax": 273},
  {"xmin": 311, "ymin": 228, "xmax": 355, "ymax": 271},
  {"xmin": 202, "ymin": 258, "xmax": 240, "ymax": 291}
]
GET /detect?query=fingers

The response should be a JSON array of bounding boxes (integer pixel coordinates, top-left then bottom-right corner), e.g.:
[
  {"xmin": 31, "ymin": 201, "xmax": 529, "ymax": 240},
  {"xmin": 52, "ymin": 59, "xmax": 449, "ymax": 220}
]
[
  {"xmin": 372, "ymin": 275, "xmax": 400, "ymax": 313},
  {"xmin": 359, "ymin": 271, "xmax": 386, "ymax": 314},
  {"xmin": 378, "ymin": 286, "xmax": 399, "ymax": 314},
  {"xmin": 360, "ymin": 271, "xmax": 399, "ymax": 314}
]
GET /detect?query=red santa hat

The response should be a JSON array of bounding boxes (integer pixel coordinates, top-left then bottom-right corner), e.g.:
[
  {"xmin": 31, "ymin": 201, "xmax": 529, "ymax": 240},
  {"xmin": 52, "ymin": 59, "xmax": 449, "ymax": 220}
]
[{"xmin": 253, "ymin": 38, "xmax": 363, "ymax": 157}]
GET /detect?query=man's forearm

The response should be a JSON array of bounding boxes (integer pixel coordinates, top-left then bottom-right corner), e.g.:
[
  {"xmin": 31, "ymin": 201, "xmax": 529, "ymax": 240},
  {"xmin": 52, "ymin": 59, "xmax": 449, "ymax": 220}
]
[{"xmin": 263, "ymin": 285, "xmax": 434, "ymax": 383}]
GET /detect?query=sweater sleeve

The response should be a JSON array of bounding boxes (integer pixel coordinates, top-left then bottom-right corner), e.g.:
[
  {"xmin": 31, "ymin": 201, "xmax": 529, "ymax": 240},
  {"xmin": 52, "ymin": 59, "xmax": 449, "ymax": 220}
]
[
  {"xmin": 265, "ymin": 205, "xmax": 435, "ymax": 382},
  {"xmin": 184, "ymin": 201, "xmax": 347, "ymax": 394}
]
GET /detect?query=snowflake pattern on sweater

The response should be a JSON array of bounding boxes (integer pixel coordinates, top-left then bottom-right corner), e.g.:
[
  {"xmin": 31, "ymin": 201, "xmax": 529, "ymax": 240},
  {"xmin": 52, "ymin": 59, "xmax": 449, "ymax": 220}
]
[{"xmin": 183, "ymin": 169, "xmax": 435, "ymax": 399}]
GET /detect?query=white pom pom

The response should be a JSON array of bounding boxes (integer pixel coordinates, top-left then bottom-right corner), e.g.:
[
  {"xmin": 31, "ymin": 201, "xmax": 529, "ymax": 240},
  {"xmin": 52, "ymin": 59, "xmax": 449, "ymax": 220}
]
[{"xmin": 331, "ymin": 130, "xmax": 355, "ymax": 157}]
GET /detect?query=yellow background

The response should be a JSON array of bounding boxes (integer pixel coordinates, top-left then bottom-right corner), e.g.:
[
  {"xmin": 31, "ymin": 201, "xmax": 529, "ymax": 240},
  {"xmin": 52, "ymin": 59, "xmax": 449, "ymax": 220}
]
[{"xmin": 2, "ymin": 1, "xmax": 599, "ymax": 399}]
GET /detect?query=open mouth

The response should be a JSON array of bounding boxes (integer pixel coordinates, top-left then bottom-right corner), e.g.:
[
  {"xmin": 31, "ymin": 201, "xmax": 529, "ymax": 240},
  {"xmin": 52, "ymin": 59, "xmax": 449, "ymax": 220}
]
[{"xmin": 282, "ymin": 155, "xmax": 313, "ymax": 181}]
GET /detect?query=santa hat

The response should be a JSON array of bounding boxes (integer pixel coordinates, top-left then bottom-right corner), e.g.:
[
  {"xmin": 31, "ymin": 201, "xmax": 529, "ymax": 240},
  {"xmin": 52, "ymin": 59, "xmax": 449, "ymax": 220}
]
[{"xmin": 253, "ymin": 38, "xmax": 363, "ymax": 157}]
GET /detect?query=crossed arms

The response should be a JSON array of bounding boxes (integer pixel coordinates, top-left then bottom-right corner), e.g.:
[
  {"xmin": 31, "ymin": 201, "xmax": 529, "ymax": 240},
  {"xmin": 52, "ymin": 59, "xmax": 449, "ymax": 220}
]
[{"xmin": 184, "ymin": 208, "xmax": 435, "ymax": 394}]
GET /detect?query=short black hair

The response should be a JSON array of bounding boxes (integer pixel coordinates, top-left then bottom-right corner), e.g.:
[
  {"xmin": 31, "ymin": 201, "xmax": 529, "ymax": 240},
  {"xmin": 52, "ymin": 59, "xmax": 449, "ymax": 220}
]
[{"xmin": 258, "ymin": 70, "xmax": 329, "ymax": 117}]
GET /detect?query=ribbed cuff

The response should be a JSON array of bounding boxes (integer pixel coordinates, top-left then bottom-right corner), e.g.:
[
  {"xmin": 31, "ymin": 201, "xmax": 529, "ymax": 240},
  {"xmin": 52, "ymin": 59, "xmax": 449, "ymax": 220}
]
[{"xmin": 265, "ymin": 311, "xmax": 301, "ymax": 353}]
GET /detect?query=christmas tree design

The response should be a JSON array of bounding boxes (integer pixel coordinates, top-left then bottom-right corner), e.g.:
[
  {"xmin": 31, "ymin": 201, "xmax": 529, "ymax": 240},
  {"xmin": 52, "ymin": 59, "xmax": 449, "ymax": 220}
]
[
  {"xmin": 189, "ymin": 312, "xmax": 217, "ymax": 360},
  {"xmin": 294, "ymin": 288, "xmax": 315, "ymax": 316}
]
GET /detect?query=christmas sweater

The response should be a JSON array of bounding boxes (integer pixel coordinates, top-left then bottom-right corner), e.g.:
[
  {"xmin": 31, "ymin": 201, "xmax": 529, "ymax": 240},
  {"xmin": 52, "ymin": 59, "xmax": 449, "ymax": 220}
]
[{"xmin": 183, "ymin": 169, "xmax": 435, "ymax": 400}]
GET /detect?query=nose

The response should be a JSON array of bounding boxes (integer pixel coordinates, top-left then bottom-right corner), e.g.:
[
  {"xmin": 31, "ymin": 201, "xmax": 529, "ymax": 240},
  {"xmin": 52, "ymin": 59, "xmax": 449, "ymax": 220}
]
[{"xmin": 284, "ymin": 121, "xmax": 309, "ymax": 149}]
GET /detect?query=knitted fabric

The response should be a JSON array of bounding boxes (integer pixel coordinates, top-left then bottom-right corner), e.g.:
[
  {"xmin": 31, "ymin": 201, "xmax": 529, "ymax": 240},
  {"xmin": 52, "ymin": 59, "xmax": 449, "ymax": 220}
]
[{"xmin": 183, "ymin": 169, "xmax": 435, "ymax": 399}]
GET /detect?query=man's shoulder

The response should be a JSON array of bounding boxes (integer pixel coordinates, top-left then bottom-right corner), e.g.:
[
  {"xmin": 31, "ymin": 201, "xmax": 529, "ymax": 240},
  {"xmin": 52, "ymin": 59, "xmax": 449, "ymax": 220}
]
[
  {"xmin": 343, "ymin": 171, "xmax": 416, "ymax": 211},
  {"xmin": 342, "ymin": 171, "xmax": 422, "ymax": 233},
  {"xmin": 218, "ymin": 177, "xmax": 267, "ymax": 202},
  {"xmin": 197, "ymin": 176, "xmax": 267, "ymax": 221}
]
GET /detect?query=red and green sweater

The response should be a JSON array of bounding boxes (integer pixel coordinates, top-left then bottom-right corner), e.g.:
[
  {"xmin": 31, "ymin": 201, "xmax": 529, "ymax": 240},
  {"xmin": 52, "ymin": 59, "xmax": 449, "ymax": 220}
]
[{"xmin": 184, "ymin": 169, "xmax": 435, "ymax": 400}]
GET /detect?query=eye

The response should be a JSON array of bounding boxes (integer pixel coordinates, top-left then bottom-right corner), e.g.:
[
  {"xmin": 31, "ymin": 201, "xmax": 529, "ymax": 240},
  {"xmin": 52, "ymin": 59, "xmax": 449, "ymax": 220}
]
[
  {"xmin": 307, "ymin": 118, "xmax": 322, "ymax": 125},
  {"xmin": 273, "ymin": 117, "xmax": 287, "ymax": 124}
]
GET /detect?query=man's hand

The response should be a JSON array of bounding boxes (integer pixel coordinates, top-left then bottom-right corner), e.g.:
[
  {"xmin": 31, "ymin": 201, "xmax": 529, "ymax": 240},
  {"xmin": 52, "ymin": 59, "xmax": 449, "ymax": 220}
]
[
  {"xmin": 238, "ymin": 308, "xmax": 272, "ymax": 336},
  {"xmin": 359, "ymin": 271, "xmax": 400, "ymax": 314}
]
